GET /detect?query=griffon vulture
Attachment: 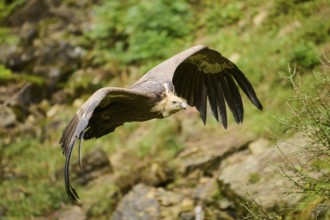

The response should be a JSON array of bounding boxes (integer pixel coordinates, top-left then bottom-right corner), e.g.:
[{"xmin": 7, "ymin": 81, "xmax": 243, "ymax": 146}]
[{"xmin": 60, "ymin": 45, "xmax": 263, "ymax": 204}]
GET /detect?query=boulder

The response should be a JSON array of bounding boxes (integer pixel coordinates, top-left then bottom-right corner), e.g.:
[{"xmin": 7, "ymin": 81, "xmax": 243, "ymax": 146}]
[
  {"xmin": 111, "ymin": 184, "xmax": 161, "ymax": 220},
  {"xmin": 218, "ymin": 133, "xmax": 313, "ymax": 210},
  {"xmin": 179, "ymin": 130, "xmax": 255, "ymax": 175},
  {"xmin": 0, "ymin": 106, "xmax": 16, "ymax": 128},
  {"xmin": 111, "ymin": 184, "xmax": 197, "ymax": 220},
  {"xmin": 57, "ymin": 148, "xmax": 113, "ymax": 186}
]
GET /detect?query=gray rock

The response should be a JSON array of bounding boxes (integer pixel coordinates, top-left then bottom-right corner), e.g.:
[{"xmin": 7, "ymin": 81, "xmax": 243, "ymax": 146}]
[
  {"xmin": 0, "ymin": 106, "xmax": 16, "ymax": 128},
  {"xmin": 19, "ymin": 22, "xmax": 39, "ymax": 45},
  {"xmin": 56, "ymin": 148, "xmax": 112, "ymax": 186},
  {"xmin": 7, "ymin": 0, "xmax": 51, "ymax": 26},
  {"xmin": 248, "ymin": 138, "xmax": 271, "ymax": 155},
  {"xmin": 71, "ymin": 148, "xmax": 113, "ymax": 186},
  {"xmin": 111, "ymin": 184, "xmax": 160, "ymax": 220},
  {"xmin": 179, "ymin": 131, "xmax": 254, "ymax": 175},
  {"xmin": 218, "ymin": 133, "xmax": 313, "ymax": 209},
  {"xmin": 111, "ymin": 184, "xmax": 197, "ymax": 220}
]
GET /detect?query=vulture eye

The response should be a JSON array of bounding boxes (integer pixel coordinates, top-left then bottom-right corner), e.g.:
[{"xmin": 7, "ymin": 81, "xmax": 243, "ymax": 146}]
[{"xmin": 172, "ymin": 101, "xmax": 177, "ymax": 104}]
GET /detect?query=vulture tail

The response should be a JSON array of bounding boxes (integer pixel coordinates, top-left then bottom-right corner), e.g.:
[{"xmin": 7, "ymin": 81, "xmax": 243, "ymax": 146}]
[
  {"xmin": 64, "ymin": 138, "xmax": 80, "ymax": 204},
  {"xmin": 60, "ymin": 114, "xmax": 88, "ymax": 204}
]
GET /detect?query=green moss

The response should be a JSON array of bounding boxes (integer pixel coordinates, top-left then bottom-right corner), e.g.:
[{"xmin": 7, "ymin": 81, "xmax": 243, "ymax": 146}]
[
  {"xmin": 85, "ymin": 185, "xmax": 119, "ymax": 218},
  {"xmin": 0, "ymin": 66, "xmax": 45, "ymax": 86},
  {"xmin": 0, "ymin": 64, "xmax": 12, "ymax": 77},
  {"xmin": 0, "ymin": 0, "xmax": 26, "ymax": 22},
  {"xmin": 0, "ymin": 27, "xmax": 19, "ymax": 45},
  {"xmin": 248, "ymin": 173, "xmax": 261, "ymax": 184},
  {"xmin": 0, "ymin": 72, "xmax": 45, "ymax": 86}
]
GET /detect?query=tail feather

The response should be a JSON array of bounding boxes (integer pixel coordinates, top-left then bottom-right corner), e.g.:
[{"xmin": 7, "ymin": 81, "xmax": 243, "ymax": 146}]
[
  {"xmin": 64, "ymin": 137, "xmax": 80, "ymax": 204},
  {"xmin": 60, "ymin": 115, "xmax": 79, "ymax": 155},
  {"xmin": 60, "ymin": 113, "xmax": 89, "ymax": 204}
]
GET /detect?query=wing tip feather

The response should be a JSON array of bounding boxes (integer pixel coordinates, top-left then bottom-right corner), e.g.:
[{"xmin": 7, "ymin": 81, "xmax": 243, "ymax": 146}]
[
  {"xmin": 229, "ymin": 68, "xmax": 263, "ymax": 112},
  {"xmin": 68, "ymin": 186, "xmax": 80, "ymax": 205},
  {"xmin": 254, "ymin": 99, "xmax": 263, "ymax": 111}
]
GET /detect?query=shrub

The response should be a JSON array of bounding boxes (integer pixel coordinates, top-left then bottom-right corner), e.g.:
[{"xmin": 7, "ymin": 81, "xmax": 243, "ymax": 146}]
[
  {"xmin": 200, "ymin": 2, "xmax": 243, "ymax": 32},
  {"xmin": 87, "ymin": 0, "xmax": 192, "ymax": 65},
  {"xmin": 289, "ymin": 42, "xmax": 320, "ymax": 70},
  {"xmin": 278, "ymin": 62, "xmax": 330, "ymax": 217}
]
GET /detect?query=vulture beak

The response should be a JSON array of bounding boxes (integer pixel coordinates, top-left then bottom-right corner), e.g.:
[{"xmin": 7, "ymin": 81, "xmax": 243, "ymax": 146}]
[{"xmin": 180, "ymin": 102, "xmax": 187, "ymax": 110}]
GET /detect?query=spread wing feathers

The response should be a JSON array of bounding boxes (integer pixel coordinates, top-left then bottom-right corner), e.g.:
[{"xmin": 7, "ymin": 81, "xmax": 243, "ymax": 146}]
[
  {"xmin": 170, "ymin": 46, "xmax": 263, "ymax": 127},
  {"xmin": 59, "ymin": 87, "xmax": 153, "ymax": 204}
]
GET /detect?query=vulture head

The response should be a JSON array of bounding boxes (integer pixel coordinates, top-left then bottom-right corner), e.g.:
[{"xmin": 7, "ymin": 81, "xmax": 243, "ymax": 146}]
[{"xmin": 152, "ymin": 90, "xmax": 187, "ymax": 117}]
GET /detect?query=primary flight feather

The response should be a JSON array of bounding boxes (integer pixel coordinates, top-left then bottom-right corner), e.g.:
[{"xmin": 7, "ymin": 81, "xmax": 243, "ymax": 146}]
[{"xmin": 60, "ymin": 45, "xmax": 263, "ymax": 204}]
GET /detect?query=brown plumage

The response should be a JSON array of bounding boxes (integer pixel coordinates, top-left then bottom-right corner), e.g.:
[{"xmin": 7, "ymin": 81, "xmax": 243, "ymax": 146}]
[{"xmin": 60, "ymin": 45, "xmax": 263, "ymax": 204}]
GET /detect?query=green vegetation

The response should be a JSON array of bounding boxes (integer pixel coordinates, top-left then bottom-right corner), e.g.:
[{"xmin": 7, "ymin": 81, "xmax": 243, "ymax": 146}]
[
  {"xmin": 87, "ymin": 0, "xmax": 193, "ymax": 65},
  {"xmin": 0, "ymin": 65, "xmax": 45, "ymax": 85},
  {"xmin": 0, "ymin": 136, "xmax": 66, "ymax": 216},
  {"xmin": 0, "ymin": 0, "xmax": 329, "ymax": 218},
  {"xmin": 244, "ymin": 64, "xmax": 330, "ymax": 219},
  {"xmin": 0, "ymin": 27, "xmax": 18, "ymax": 45},
  {"xmin": 280, "ymin": 66, "xmax": 330, "ymax": 218},
  {"xmin": 248, "ymin": 173, "xmax": 261, "ymax": 184},
  {"xmin": 0, "ymin": 0, "xmax": 26, "ymax": 22},
  {"xmin": 84, "ymin": 0, "xmax": 330, "ymax": 137}
]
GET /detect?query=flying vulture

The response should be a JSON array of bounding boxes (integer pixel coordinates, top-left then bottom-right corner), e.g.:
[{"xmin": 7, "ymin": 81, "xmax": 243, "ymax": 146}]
[{"xmin": 60, "ymin": 45, "xmax": 263, "ymax": 204}]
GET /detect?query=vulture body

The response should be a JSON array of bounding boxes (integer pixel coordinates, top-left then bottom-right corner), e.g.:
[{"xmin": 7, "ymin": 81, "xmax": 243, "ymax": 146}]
[{"xmin": 60, "ymin": 45, "xmax": 263, "ymax": 204}]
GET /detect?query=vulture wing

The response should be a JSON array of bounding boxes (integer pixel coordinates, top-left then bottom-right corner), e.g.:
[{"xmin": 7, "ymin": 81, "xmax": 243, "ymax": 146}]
[
  {"xmin": 60, "ymin": 87, "xmax": 154, "ymax": 204},
  {"xmin": 134, "ymin": 45, "xmax": 263, "ymax": 128}
]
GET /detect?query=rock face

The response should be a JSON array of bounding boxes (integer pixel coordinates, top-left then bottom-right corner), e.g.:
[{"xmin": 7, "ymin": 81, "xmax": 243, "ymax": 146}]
[
  {"xmin": 218, "ymin": 133, "xmax": 312, "ymax": 209},
  {"xmin": 106, "ymin": 133, "xmax": 325, "ymax": 219},
  {"xmin": 179, "ymin": 130, "xmax": 255, "ymax": 175},
  {"xmin": 106, "ymin": 131, "xmax": 256, "ymax": 220},
  {"xmin": 71, "ymin": 148, "xmax": 113, "ymax": 185},
  {"xmin": 0, "ymin": 106, "xmax": 16, "ymax": 128},
  {"xmin": 111, "ymin": 183, "xmax": 197, "ymax": 220},
  {"xmin": 0, "ymin": 0, "xmax": 91, "ymax": 136},
  {"xmin": 111, "ymin": 184, "xmax": 161, "ymax": 220}
]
